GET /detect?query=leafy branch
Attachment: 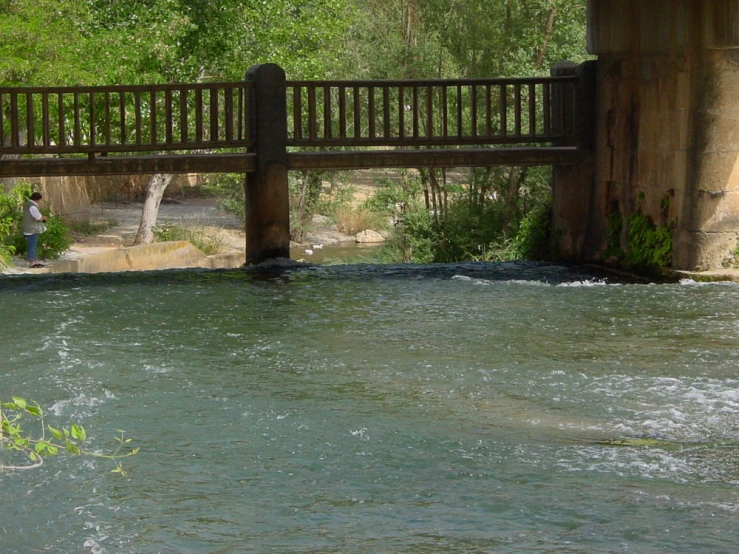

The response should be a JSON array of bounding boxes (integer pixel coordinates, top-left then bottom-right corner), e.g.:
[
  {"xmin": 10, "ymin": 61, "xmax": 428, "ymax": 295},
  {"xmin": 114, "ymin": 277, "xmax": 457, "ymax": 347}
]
[{"xmin": 1, "ymin": 396, "xmax": 138, "ymax": 475}]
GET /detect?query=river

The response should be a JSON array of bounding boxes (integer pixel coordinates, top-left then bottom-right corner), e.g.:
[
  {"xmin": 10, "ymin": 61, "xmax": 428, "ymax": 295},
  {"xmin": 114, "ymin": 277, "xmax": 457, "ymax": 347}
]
[{"xmin": 1, "ymin": 262, "xmax": 738, "ymax": 553}]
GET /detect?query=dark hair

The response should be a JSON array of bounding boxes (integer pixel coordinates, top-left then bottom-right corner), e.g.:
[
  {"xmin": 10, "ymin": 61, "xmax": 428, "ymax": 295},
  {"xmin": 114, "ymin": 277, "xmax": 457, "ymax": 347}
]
[{"xmin": 30, "ymin": 192, "xmax": 43, "ymax": 201}]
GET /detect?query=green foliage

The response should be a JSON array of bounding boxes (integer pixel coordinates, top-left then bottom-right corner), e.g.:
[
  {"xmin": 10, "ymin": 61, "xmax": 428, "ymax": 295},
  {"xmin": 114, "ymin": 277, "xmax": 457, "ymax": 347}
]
[
  {"xmin": 1, "ymin": 396, "xmax": 138, "ymax": 475},
  {"xmin": 152, "ymin": 221, "xmax": 227, "ymax": 255},
  {"xmin": 211, "ymin": 174, "xmax": 246, "ymax": 224},
  {"xmin": 0, "ymin": 183, "xmax": 74, "ymax": 263},
  {"xmin": 510, "ymin": 200, "xmax": 555, "ymax": 260},
  {"xmin": 0, "ymin": 183, "xmax": 31, "ymax": 266},
  {"xmin": 625, "ymin": 213, "xmax": 673, "ymax": 268},
  {"xmin": 37, "ymin": 215, "xmax": 74, "ymax": 260},
  {"xmin": 381, "ymin": 203, "xmax": 436, "ymax": 263}
]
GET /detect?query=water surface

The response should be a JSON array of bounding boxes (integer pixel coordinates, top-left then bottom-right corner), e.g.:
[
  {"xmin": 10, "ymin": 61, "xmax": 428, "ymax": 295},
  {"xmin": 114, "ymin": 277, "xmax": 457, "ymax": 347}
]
[{"xmin": 1, "ymin": 263, "xmax": 738, "ymax": 553}]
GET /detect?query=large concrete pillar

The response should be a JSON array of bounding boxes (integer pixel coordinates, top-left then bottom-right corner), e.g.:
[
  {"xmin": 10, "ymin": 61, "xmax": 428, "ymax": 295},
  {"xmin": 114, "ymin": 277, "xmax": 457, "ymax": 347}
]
[{"xmin": 586, "ymin": 0, "xmax": 739, "ymax": 270}]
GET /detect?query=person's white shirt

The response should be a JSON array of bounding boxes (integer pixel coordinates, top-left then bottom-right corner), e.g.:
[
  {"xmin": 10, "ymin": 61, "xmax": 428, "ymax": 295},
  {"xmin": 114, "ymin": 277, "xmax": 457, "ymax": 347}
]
[{"xmin": 29, "ymin": 203, "xmax": 42, "ymax": 221}]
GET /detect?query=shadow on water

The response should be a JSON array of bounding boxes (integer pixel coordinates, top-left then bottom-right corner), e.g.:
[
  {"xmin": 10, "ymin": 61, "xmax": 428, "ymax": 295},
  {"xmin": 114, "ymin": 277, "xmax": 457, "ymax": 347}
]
[{"xmin": 0, "ymin": 260, "xmax": 657, "ymax": 293}]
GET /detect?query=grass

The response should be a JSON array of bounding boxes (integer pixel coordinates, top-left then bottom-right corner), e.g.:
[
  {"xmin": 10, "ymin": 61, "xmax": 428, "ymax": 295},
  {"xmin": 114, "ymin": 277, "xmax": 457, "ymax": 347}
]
[
  {"xmin": 335, "ymin": 206, "xmax": 388, "ymax": 236},
  {"xmin": 152, "ymin": 221, "xmax": 229, "ymax": 256}
]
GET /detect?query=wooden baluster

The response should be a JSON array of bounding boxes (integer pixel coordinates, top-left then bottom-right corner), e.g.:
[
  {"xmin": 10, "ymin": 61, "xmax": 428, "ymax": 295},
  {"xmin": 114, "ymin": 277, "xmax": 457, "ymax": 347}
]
[
  {"xmin": 58, "ymin": 93, "xmax": 65, "ymax": 147},
  {"xmin": 324, "ymin": 85, "xmax": 331, "ymax": 139},
  {"xmin": 500, "ymin": 84, "xmax": 507, "ymax": 138},
  {"xmin": 42, "ymin": 93, "xmax": 50, "ymax": 146},
  {"xmin": 238, "ymin": 85, "xmax": 245, "ymax": 141},
  {"xmin": 73, "ymin": 92, "xmax": 81, "ymax": 146},
  {"xmin": 412, "ymin": 86, "xmax": 419, "ymax": 139},
  {"xmin": 426, "ymin": 85, "xmax": 433, "ymax": 139},
  {"xmin": 368, "ymin": 86, "xmax": 375, "ymax": 140},
  {"xmin": 135, "ymin": 91, "xmax": 142, "ymax": 145},
  {"xmin": 181, "ymin": 88, "xmax": 190, "ymax": 144},
  {"xmin": 119, "ymin": 91, "xmax": 126, "ymax": 145},
  {"xmin": 195, "ymin": 89, "xmax": 203, "ymax": 143},
  {"xmin": 353, "ymin": 86, "xmax": 361, "ymax": 140},
  {"xmin": 529, "ymin": 83, "xmax": 536, "ymax": 136},
  {"xmin": 442, "ymin": 86, "xmax": 448, "ymax": 138},
  {"xmin": 209, "ymin": 87, "xmax": 218, "ymax": 142},
  {"xmin": 293, "ymin": 85, "xmax": 302, "ymax": 141},
  {"xmin": 398, "ymin": 86, "xmax": 405, "ymax": 139},
  {"xmin": 26, "ymin": 93, "xmax": 34, "ymax": 148},
  {"xmin": 383, "ymin": 86, "xmax": 390, "ymax": 139},
  {"xmin": 165, "ymin": 89, "xmax": 173, "ymax": 144},
  {"xmin": 104, "ymin": 92, "xmax": 111, "ymax": 146},
  {"xmin": 456, "ymin": 84, "xmax": 463, "ymax": 138},
  {"xmin": 89, "ymin": 92, "xmax": 96, "ymax": 147},
  {"xmin": 339, "ymin": 85, "xmax": 346, "ymax": 140},
  {"xmin": 514, "ymin": 83, "xmax": 522, "ymax": 138},
  {"xmin": 150, "ymin": 90, "xmax": 157, "ymax": 144},
  {"xmin": 470, "ymin": 85, "xmax": 478, "ymax": 138},
  {"xmin": 543, "ymin": 82, "xmax": 551, "ymax": 137},
  {"xmin": 308, "ymin": 85, "xmax": 316, "ymax": 140}
]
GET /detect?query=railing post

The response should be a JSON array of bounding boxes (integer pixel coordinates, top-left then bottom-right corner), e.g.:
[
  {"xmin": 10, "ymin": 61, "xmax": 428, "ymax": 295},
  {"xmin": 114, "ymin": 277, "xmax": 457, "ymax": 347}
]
[
  {"xmin": 575, "ymin": 60, "xmax": 597, "ymax": 151},
  {"xmin": 245, "ymin": 63, "xmax": 290, "ymax": 264},
  {"xmin": 550, "ymin": 61, "xmax": 577, "ymax": 143}
]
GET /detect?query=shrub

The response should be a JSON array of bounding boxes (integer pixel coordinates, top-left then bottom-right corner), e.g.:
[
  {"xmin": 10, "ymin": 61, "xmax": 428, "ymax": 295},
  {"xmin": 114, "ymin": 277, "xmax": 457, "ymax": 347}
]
[
  {"xmin": 510, "ymin": 200, "xmax": 555, "ymax": 261},
  {"xmin": 625, "ymin": 213, "xmax": 673, "ymax": 268}
]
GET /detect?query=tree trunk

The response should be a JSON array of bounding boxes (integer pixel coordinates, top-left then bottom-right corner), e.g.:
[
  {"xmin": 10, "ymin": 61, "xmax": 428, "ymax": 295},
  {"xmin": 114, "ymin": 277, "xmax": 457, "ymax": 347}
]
[
  {"xmin": 535, "ymin": 1, "xmax": 557, "ymax": 69},
  {"xmin": 133, "ymin": 173, "xmax": 173, "ymax": 245}
]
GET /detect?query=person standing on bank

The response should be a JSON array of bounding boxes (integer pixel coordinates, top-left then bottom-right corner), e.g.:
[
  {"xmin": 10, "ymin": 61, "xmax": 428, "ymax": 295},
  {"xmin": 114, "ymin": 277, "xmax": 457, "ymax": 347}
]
[{"xmin": 23, "ymin": 192, "xmax": 48, "ymax": 268}]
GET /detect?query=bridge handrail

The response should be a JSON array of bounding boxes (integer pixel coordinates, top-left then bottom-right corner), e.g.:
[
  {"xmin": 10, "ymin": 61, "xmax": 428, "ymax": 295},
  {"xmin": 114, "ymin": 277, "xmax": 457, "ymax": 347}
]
[
  {"xmin": 286, "ymin": 75, "xmax": 579, "ymax": 148},
  {"xmin": 0, "ymin": 73, "xmax": 581, "ymax": 161},
  {"xmin": 0, "ymin": 81, "xmax": 253, "ymax": 155}
]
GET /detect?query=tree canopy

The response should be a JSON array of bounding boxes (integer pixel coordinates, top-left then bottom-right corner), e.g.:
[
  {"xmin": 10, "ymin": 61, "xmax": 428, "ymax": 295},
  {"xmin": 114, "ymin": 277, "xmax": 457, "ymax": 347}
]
[{"xmin": 0, "ymin": 0, "xmax": 587, "ymax": 86}]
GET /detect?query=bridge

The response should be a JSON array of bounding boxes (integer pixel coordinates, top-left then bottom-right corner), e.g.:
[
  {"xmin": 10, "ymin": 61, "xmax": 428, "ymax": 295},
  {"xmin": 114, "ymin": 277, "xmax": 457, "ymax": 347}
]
[
  {"xmin": 3, "ymin": 0, "xmax": 739, "ymax": 270},
  {"xmin": 0, "ymin": 64, "xmax": 592, "ymax": 263}
]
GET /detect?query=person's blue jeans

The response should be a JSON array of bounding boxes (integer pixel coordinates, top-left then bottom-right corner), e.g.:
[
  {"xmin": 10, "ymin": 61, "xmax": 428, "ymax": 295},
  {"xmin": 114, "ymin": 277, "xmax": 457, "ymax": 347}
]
[{"xmin": 25, "ymin": 234, "xmax": 39, "ymax": 263}]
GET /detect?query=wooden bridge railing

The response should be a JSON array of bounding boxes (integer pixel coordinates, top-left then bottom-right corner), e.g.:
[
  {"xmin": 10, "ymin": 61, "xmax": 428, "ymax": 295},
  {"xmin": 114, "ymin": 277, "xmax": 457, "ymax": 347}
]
[
  {"xmin": 287, "ymin": 76, "xmax": 578, "ymax": 149},
  {"xmin": 0, "ymin": 81, "xmax": 252, "ymax": 155}
]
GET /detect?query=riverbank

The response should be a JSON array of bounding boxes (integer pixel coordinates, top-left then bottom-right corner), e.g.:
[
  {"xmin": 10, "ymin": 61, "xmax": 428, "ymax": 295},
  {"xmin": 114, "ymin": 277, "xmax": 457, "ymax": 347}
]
[{"xmin": 1, "ymin": 195, "xmax": 368, "ymax": 275}]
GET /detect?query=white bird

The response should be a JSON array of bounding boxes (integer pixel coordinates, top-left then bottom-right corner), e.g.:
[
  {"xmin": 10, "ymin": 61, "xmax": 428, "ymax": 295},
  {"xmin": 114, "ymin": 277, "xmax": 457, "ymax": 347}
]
[
  {"xmin": 305, "ymin": 249, "xmax": 314, "ymax": 255},
  {"xmin": 312, "ymin": 244, "xmax": 324, "ymax": 250}
]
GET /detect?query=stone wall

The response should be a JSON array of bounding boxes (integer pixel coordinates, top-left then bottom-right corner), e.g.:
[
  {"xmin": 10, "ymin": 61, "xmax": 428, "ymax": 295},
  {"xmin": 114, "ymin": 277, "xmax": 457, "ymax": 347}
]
[{"xmin": 554, "ymin": 0, "xmax": 739, "ymax": 270}]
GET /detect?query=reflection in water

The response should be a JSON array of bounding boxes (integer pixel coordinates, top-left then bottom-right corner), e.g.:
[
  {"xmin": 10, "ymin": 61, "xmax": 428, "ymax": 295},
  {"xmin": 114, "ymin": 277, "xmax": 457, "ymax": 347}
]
[{"xmin": 1, "ymin": 262, "xmax": 738, "ymax": 553}]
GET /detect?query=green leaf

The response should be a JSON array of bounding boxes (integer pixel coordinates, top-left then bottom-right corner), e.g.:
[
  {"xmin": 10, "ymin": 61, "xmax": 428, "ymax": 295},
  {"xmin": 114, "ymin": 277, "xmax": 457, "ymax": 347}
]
[
  {"xmin": 11, "ymin": 397, "xmax": 27, "ymax": 409},
  {"xmin": 48, "ymin": 425, "xmax": 64, "ymax": 440},
  {"xmin": 25, "ymin": 405, "xmax": 42, "ymax": 417},
  {"xmin": 65, "ymin": 441, "xmax": 81, "ymax": 455},
  {"xmin": 71, "ymin": 424, "xmax": 87, "ymax": 441}
]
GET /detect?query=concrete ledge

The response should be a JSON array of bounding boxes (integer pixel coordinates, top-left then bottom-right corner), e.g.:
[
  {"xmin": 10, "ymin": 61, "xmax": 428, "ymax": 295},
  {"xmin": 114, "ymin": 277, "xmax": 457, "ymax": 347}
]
[
  {"xmin": 206, "ymin": 251, "xmax": 246, "ymax": 269},
  {"xmin": 51, "ymin": 241, "xmax": 208, "ymax": 274}
]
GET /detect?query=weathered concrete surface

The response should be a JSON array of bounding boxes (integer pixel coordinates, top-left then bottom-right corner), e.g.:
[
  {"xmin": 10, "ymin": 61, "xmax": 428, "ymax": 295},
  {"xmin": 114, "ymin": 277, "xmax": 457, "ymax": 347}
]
[
  {"xmin": 555, "ymin": 1, "xmax": 739, "ymax": 270},
  {"xmin": 51, "ymin": 241, "xmax": 209, "ymax": 274}
]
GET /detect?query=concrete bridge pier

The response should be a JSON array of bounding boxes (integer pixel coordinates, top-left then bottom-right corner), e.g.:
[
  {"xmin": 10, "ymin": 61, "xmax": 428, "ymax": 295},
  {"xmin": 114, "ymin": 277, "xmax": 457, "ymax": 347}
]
[{"xmin": 553, "ymin": 0, "xmax": 739, "ymax": 270}]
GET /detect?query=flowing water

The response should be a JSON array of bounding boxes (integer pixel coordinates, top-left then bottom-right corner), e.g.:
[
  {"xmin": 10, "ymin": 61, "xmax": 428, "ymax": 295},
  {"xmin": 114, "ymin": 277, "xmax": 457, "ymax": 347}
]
[{"xmin": 1, "ymin": 262, "xmax": 738, "ymax": 553}]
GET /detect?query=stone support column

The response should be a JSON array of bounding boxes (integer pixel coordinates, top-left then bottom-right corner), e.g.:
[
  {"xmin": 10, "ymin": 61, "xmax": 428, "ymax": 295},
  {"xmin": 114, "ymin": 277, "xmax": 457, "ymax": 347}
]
[
  {"xmin": 587, "ymin": 0, "xmax": 739, "ymax": 270},
  {"xmin": 244, "ymin": 64, "xmax": 290, "ymax": 264}
]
